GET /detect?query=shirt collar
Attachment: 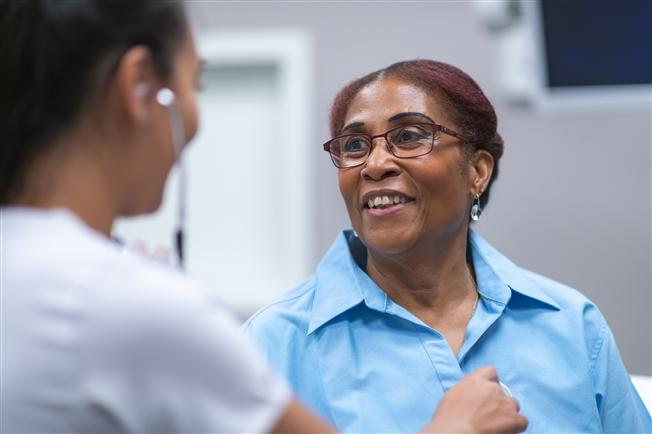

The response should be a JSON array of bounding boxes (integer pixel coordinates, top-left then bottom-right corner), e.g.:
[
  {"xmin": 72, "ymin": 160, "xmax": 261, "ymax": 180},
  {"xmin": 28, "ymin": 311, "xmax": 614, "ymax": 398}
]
[
  {"xmin": 308, "ymin": 230, "xmax": 367, "ymax": 334},
  {"xmin": 308, "ymin": 229, "xmax": 559, "ymax": 334},
  {"xmin": 469, "ymin": 231, "xmax": 560, "ymax": 310}
]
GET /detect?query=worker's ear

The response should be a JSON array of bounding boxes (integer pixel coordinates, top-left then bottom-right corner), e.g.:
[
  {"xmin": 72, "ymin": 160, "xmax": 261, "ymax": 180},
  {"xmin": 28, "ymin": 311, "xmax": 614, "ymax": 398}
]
[{"xmin": 111, "ymin": 45, "xmax": 159, "ymax": 125}]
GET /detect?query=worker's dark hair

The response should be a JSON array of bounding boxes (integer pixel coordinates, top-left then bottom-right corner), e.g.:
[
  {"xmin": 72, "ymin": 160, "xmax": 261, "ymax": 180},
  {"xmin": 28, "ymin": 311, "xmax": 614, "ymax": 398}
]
[{"xmin": 0, "ymin": 0, "xmax": 187, "ymax": 203}]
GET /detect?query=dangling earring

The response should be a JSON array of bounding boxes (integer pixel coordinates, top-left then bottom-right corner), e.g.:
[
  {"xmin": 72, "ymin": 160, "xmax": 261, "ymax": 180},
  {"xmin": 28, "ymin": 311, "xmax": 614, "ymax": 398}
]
[{"xmin": 470, "ymin": 193, "xmax": 482, "ymax": 222}]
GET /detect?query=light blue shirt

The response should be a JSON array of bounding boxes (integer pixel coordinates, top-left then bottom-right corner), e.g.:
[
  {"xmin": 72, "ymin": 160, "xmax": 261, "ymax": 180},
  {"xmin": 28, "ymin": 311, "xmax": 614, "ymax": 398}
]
[{"xmin": 244, "ymin": 230, "xmax": 651, "ymax": 433}]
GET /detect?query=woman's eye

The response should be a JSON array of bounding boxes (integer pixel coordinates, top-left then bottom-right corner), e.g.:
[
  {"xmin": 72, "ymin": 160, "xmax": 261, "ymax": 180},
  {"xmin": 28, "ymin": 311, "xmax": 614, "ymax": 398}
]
[
  {"xmin": 343, "ymin": 137, "xmax": 368, "ymax": 154},
  {"xmin": 396, "ymin": 127, "xmax": 429, "ymax": 143}
]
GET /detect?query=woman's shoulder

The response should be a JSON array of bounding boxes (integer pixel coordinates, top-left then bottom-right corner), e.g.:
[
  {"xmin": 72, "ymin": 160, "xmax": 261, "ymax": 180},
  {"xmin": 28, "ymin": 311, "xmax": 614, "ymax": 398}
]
[
  {"xmin": 516, "ymin": 267, "xmax": 596, "ymax": 310},
  {"xmin": 471, "ymin": 231, "xmax": 610, "ymax": 349},
  {"xmin": 243, "ymin": 275, "xmax": 318, "ymax": 335},
  {"xmin": 513, "ymin": 266, "xmax": 610, "ymax": 351},
  {"xmin": 240, "ymin": 276, "xmax": 321, "ymax": 378},
  {"xmin": 471, "ymin": 231, "xmax": 604, "ymax": 320}
]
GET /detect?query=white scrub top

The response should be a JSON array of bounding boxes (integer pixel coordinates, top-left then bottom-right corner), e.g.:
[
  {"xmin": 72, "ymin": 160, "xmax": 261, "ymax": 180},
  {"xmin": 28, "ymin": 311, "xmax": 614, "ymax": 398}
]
[{"xmin": 1, "ymin": 207, "xmax": 291, "ymax": 433}]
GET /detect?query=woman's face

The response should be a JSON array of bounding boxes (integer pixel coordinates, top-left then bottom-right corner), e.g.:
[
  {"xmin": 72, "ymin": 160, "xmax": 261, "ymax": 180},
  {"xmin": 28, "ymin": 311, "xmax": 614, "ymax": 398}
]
[{"xmin": 337, "ymin": 77, "xmax": 478, "ymax": 256}]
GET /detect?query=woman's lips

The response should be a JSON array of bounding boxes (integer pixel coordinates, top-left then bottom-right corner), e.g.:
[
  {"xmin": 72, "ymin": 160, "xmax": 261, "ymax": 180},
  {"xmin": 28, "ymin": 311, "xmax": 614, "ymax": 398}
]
[
  {"xmin": 365, "ymin": 202, "xmax": 410, "ymax": 217},
  {"xmin": 361, "ymin": 190, "xmax": 415, "ymax": 208},
  {"xmin": 361, "ymin": 190, "xmax": 415, "ymax": 218}
]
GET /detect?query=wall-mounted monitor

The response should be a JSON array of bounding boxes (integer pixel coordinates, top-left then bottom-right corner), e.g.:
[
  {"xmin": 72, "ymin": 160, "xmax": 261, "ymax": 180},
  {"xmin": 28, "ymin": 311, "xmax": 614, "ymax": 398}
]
[{"xmin": 521, "ymin": 0, "xmax": 651, "ymax": 111}]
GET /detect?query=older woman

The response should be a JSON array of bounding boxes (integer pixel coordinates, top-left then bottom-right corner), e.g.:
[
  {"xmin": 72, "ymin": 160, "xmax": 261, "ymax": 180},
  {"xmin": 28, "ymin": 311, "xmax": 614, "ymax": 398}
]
[{"xmin": 244, "ymin": 60, "xmax": 651, "ymax": 433}]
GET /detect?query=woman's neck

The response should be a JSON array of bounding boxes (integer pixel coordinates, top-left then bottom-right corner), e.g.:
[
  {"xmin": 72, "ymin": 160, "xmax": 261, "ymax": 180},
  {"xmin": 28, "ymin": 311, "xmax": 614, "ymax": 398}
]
[
  {"xmin": 365, "ymin": 228, "xmax": 476, "ymax": 317},
  {"xmin": 10, "ymin": 137, "xmax": 120, "ymax": 237}
]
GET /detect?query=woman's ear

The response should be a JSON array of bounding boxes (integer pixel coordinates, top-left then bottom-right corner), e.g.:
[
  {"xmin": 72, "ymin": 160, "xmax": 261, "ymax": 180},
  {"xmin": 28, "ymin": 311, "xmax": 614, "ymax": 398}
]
[
  {"xmin": 469, "ymin": 149, "xmax": 494, "ymax": 195},
  {"xmin": 111, "ymin": 45, "xmax": 158, "ymax": 125}
]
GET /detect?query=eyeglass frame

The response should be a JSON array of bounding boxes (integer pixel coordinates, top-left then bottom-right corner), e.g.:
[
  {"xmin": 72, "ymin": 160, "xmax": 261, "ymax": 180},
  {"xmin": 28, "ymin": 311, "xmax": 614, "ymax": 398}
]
[{"xmin": 322, "ymin": 122, "xmax": 469, "ymax": 168}]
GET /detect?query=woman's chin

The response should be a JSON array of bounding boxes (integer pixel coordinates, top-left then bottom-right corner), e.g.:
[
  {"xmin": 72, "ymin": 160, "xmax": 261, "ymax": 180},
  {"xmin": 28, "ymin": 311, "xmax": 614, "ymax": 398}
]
[{"xmin": 358, "ymin": 227, "xmax": 419, "ymax": 257}]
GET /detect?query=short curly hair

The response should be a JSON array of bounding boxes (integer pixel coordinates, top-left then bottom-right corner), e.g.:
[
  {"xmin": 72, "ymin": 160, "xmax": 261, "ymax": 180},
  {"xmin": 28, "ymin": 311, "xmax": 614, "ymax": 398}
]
[{"xmin": 329, "ymin": 59, "xmax": 503, "ymax": 210}]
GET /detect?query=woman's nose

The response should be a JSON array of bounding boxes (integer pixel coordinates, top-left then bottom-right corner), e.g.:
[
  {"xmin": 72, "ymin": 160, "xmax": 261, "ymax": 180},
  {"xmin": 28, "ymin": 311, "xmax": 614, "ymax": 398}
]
[{"xmin": 360, "ymin": 137, "xmax": 400, "ymax": 181}]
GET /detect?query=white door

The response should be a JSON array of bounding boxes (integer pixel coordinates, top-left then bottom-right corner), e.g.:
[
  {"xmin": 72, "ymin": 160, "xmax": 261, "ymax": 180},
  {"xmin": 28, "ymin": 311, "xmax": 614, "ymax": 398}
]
[{"xmin": 114, "ymin": 31, "xmax": 313, "ymax": 317}]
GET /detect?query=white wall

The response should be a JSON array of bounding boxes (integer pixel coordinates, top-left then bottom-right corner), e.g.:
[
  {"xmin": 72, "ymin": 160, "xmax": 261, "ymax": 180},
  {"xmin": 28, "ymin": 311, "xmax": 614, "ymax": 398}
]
[{"xmin": 115, "ymin": 31, "xmax": 314, "ymax": 315}]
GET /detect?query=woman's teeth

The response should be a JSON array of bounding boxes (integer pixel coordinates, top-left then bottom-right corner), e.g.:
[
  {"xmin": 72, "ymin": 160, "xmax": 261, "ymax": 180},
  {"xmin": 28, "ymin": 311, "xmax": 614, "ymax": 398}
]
[{"xmin": 367, "ymin": 195, "xmax": 408, "ymax": 209}]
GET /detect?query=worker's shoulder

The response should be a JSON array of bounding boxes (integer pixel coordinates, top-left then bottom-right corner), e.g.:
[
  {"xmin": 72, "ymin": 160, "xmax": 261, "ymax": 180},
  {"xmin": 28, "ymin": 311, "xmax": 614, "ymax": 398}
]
[{"xmin": 89, "ymin": 246, "xmax": 237, "ymax": 337}]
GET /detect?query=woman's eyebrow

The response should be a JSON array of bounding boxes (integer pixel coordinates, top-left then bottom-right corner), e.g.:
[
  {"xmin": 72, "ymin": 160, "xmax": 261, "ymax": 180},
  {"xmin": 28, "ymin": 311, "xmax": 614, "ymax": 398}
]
[
  {"xmin": 341, "ymin": 112, "xmax": 434, "ymax": 133},
  {"xmin": 387, "ymin": 112, "xmax": 435, "ymax": 123},
  {"xmin": 341, "ymin": 121, "xmax": 365, "ymax": 133}
]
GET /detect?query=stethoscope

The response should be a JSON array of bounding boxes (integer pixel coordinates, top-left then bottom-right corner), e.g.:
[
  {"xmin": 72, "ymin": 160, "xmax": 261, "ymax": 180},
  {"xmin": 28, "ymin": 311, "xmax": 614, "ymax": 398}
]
[
  {"xmin": 500, "ymin": 381, "xmax": 513, "ymax": 397},
  {"xmin": 155, "ymin": 87, "xmax": 187, "ymax": 269},
  {"xmin": 134, "ymin": 84, "xmax": 187, "ymax": 269}
]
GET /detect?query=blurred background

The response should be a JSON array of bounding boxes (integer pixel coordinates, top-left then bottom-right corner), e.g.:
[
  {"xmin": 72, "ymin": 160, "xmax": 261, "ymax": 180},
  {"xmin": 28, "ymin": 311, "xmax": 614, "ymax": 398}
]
[{"xmin": 115, "ymin": 0, "xmax": 651, "ymax": 375}]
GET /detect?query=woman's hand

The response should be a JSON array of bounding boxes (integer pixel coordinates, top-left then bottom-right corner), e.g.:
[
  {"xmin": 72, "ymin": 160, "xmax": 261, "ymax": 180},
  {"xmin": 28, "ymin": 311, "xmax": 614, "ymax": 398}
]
[{"xmin": 422, "ymin": 366, "xmax": 528, "ymax": 434}]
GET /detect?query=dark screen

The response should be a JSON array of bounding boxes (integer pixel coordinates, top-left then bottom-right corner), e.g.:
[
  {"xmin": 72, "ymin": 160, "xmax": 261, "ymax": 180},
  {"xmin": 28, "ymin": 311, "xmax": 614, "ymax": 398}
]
[{"xmin": 540, "ymin": 0, "xmax": 652, "ymax": 88}]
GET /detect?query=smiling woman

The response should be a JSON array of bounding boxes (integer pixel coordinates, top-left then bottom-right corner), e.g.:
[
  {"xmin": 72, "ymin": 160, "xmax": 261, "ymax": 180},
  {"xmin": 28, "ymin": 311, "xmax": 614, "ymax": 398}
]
[{"xmin": 244, "ymin": 59, "xmax": 651, "ymax": 433}]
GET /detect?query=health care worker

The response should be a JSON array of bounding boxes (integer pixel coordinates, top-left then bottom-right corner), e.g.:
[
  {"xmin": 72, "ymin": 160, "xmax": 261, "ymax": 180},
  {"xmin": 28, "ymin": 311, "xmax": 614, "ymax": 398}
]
[{"xmin": 0, "ymin": 1, "xmax": 528, "ymax": 433}]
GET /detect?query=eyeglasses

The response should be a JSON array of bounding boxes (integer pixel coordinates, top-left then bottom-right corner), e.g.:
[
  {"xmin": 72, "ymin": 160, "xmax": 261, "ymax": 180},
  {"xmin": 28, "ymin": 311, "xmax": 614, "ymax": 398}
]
[{"xmin": 322, "ymin": 123, "xmax": 467, "ymax": 168}]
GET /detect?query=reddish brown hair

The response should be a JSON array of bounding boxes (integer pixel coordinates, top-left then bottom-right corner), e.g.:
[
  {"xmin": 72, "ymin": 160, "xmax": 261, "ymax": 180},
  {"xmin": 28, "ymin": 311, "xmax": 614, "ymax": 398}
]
[{"xmin": 329, "ymin": 59, "xmax": 503, "ymax": 210}]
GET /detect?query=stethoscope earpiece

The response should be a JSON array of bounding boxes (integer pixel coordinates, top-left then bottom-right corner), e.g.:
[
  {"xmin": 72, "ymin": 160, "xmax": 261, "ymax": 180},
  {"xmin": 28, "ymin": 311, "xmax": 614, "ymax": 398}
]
[
  {"xmin": 156, "ymin": 88, "xmax": 176, "ymax": 107},
  {"xmin": 134, "ymin": 83, "xmax": 175, "ymax": 108}
]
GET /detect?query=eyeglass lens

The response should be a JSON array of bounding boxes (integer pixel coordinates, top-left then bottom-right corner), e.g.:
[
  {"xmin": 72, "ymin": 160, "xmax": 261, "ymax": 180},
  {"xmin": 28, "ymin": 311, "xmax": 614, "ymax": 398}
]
[{"xmin": 329, "ymin": 124, "xmax": 438, "ymax": 168}]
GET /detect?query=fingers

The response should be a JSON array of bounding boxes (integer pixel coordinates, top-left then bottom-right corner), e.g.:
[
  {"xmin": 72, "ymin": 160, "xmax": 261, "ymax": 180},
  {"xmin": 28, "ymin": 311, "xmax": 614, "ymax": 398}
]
[
  {"xmin": 514, "ymin": 414, "xmax": 528, "ymax": 432},
  {"xmin": 491, "ymin": 413, "xmax": 528, "ymax": 434},
  {"xmin": 128, "ymin": 240, "xmax": 172, "ymax": 264},
  {"xmin": 473, "ymin": 365, "xmax": 499, "ymax": 383},
  {"xmin": 152, "ymin": 245, "xmax": 171, "ymax": 262},
  {"xmin": 507, "ymin": 396, "xmax": 520, "ymax": 413},
  {"xmin": 431, "ymin": 367, "xmax": 527, "ymax": 434},
  {"xmin": 130, "ymin": 240, "xmax": 148, "ymax": 254},
  {"xmin": 471, "ymin": 367, "xmax": 527, "ymax": 433},
  {"xmin": 496, "ymin": 394, "xmax": 526, "ymax": 433}
]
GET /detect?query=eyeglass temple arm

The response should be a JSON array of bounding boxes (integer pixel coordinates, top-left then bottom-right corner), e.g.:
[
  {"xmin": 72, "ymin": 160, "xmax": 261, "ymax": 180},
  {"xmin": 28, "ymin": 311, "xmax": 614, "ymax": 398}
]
[{"xmin": 439, "ymin": 125, "xmax": 466, "ymax": 140}]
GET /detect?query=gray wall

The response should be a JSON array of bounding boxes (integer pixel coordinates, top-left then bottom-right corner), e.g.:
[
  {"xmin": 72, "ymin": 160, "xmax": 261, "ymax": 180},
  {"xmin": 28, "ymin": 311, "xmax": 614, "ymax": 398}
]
[{"xmin": 188, "ymin": 1, "xmax": 651, "ymax": 375}]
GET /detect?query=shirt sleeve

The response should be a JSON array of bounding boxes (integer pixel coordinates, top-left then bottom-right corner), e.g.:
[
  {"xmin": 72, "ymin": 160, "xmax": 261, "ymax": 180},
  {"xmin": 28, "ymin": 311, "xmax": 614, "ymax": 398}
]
[
  {"xmin": 242, "ymin": 314, "xmax": 279, "ymax": 368},
  {"xmin": 81, "ymin": 274, "xmax": 292, "ymax": 434},
  {"xmin": 589, "ymin": 313, "xmax": 651, "ymax": 433}
]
